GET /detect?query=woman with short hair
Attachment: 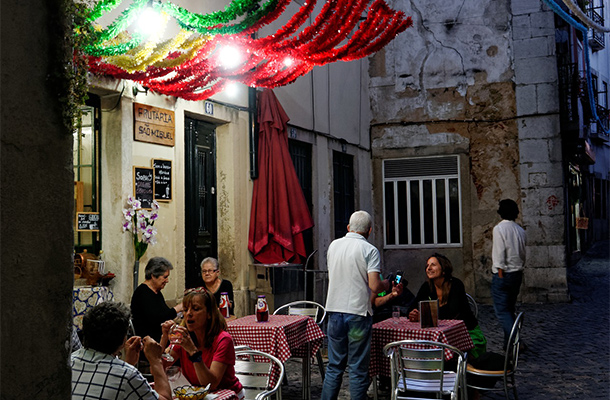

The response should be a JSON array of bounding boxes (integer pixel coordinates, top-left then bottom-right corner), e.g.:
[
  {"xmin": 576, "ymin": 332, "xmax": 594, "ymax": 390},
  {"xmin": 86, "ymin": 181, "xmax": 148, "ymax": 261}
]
[{"xmin": 131, "ymin": 256, "xmax": 183, "ymax": 342}]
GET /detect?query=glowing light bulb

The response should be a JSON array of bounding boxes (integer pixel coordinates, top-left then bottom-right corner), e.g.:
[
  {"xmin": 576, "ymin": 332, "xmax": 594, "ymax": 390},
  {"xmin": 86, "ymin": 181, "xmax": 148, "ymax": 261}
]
[
  {"xmin": 136, "ymin": 7, "xmax": 163, "ymax": 37},
  {"xmin": 219, "ymin": 46, "xmax": 242, "ymax": 69},
  {"xmin": 283, "ymin": 57, "xmax": 294, "ymax": 67}
]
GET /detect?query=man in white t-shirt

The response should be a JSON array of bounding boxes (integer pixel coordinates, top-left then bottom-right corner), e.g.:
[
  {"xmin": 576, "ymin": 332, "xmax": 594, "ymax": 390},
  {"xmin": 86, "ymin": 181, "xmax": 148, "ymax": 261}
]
[
  {"xmin": 321, "ymin": 211, "xmax": 392, "ymax": 400},
  {"xmin": 492, "ymin": 199, "xmax": 526, "ymax": 347}
]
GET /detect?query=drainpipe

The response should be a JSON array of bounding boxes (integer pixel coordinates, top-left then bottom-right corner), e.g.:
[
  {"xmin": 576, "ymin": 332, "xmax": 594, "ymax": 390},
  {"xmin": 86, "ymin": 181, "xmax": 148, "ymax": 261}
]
[{"xmin": 249, "ymin": 86, "xmax": 258, "ymax": 180}]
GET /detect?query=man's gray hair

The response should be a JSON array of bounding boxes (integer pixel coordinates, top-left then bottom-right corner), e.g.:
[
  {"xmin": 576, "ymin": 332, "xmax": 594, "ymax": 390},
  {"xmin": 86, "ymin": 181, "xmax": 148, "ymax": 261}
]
[
  {"xmin": 144, "ymin": 256, "xmax": 173, "ymax": 280},
  {"xmin": 349, "ymin": 210, "xmax": 373, "ymax": 234},
  {"xmin": 200, "ymin": 257, "xmax": 219, "ymax": 270}
]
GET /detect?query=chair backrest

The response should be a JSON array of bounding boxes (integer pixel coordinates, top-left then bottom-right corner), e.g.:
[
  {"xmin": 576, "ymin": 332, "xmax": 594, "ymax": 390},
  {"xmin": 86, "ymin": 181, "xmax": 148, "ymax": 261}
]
[
  {"xmin": 235, "ymin": 349, "xmax": 284, "ymax": 400},
  {"xmin": 273, "ymin": 300, "xmax": 326, "ymax": 325},
  {"xmin": 505, "ymin": 312, "xmax": 524, "ymax": 373},
  {"xmin": 466, "ymin": 293, "xmax": 478, "ymax": 318},
  {"xmin": 383, "ymin": 340, "xmax": 466, "ymax": 399}
]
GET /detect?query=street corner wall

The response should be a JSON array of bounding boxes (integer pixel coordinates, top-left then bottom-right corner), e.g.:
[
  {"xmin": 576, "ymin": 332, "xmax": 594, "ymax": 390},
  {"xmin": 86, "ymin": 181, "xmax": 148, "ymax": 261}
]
[{"xmin": 511, "ymin": 0, "xmax": 568, "ymax": 303}]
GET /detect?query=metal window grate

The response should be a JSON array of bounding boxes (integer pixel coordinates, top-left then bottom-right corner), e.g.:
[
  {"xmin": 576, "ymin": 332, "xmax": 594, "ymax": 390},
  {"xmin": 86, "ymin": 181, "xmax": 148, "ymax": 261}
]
[{"xmin": 384, "ymin": 157, "xmax": 458, "ymax": 179}]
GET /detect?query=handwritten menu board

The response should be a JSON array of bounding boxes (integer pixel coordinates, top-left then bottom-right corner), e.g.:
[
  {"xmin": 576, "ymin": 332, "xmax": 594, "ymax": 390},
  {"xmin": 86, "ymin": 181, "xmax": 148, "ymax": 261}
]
[
  {"xmin": 133, "ymin": 166, "xmax": 154, "ymax": 209},
  {"xmin": 76, "ymin": 212, "xmax": 100, "ymax": 232},
  {"xmin": 152, "ymin": 159, "xmax": 172, "ymax": 201}
]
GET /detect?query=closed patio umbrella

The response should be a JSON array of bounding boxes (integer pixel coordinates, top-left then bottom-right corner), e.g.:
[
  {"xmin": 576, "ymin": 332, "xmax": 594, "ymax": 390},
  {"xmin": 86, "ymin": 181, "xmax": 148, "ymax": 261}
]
[{"xmin": 248, "ymin": 89, "xmax": 314, "ymax": 264}]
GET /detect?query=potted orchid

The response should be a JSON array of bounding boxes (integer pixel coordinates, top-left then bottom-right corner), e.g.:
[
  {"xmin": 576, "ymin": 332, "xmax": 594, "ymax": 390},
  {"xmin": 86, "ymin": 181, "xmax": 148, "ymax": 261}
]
[{"xmin": 122, "ymin": 196, "xmax": 160, "ymax": 289}]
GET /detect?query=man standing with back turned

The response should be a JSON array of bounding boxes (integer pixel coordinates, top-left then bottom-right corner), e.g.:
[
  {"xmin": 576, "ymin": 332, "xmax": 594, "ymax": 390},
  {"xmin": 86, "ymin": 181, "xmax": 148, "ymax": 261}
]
[
  {"xmin": 322, "ymin": 211, "xmax": 392, "ymax": 400},
  {"xmin": 491, "ymin": 199, "xmax": 526, "ymax": 348}
]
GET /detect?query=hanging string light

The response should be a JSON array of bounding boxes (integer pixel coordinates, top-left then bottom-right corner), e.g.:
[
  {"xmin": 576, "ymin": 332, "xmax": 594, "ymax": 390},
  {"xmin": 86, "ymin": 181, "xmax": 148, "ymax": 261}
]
[{"xmin": 80, "ymin": 0, "xmax": 413, "ymax": 100}]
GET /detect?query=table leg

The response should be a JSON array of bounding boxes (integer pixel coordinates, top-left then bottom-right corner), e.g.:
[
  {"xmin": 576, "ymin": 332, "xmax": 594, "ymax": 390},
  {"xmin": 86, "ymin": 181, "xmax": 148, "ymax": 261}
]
[
  {"xmin": 372, "ymin": 376, "xmax": 378, "ymax": 400},
  {"xmin": 301, "ymin": 342, "xmax": 311, "ymax": 400}
]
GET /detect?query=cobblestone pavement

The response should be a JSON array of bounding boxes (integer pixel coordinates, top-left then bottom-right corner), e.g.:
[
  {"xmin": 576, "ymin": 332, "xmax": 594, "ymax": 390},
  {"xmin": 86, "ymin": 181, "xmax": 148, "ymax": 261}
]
[{"xmin": 280, "ymin": 240, "xmax": 610, "ymax": 399}]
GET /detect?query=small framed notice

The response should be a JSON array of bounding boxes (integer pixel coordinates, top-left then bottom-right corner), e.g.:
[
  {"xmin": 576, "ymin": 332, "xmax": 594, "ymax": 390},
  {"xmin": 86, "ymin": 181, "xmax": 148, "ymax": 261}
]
[
  {"xmin": 133, "ymin": 166, "xmax": 154, "ymax": 209},
  {"xmin": 152, "ymin": 159, "xmax": 172, "ymax": 202},
  {"xmin": 419, "ymin": 300, "xmax": 439, "ymax": 328},
  {"xmin": 76, "ymin": 212, "xmax": 100, "ymax": 232}
]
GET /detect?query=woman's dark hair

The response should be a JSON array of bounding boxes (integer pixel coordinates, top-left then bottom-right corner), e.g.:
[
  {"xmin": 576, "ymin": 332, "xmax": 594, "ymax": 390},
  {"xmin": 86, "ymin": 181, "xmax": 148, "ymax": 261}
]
[
  {"xmin": 182, "ymin": 288, "xmax": 227, "ymax": 348},
  {"xmin": 145, "ymin": 256, "xmax": 173, "ymax": 280},
  {"xmin": 427, "ymin": 253, "xmax": 453, "ymax": 306},
  {"xmin": 497, "ymin": 199, "xmax": 519, "ymax": 221},
  {"xmin": 82, "ymin": 302, "xmax": 130, "ymax": 355}
]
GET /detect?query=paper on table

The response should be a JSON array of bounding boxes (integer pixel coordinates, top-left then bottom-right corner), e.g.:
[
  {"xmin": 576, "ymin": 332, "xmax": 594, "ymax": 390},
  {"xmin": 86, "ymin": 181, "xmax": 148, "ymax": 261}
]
[{"xmin": 169, "ymin": 369, "xmax": 191, "ymax": 391}]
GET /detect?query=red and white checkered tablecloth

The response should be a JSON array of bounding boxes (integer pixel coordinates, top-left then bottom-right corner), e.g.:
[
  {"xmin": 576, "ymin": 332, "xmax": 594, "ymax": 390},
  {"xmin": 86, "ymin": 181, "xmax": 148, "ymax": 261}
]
[
  {"xmin": 172, "ymin": 388, "xmax": 237, "ymax": 400},
  {"xmin": 227, "ymin": 315, "xmax": 324, "ymax": 362},
  {"xmin": 206, "ymin": 389, "xmax": 238, "ymax": 400},
  {"xmin": 369, "ymin": 318, "xmax": 474, "ymax": 378},
  {"xmin": 228, "ymin": 315, "xmax": 324, "ymax": 387}
]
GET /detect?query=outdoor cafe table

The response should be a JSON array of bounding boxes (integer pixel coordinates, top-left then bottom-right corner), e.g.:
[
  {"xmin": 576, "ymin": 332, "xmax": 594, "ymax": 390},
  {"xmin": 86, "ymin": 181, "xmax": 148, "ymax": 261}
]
[
  {"xmin": 227, "ymin": 314, "xmax": 325, "ymax": 400},
  {"xmin": 370, "ymin": 318, "xmax": 474, "ymax": 379}
]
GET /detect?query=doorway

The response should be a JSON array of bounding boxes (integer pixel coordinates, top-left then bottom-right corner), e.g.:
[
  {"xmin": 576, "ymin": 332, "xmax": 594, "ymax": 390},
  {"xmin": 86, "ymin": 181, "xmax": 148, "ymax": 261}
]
[{"xmin": 185, "ymin": 117, "xmax": 217, "ymax": 288}]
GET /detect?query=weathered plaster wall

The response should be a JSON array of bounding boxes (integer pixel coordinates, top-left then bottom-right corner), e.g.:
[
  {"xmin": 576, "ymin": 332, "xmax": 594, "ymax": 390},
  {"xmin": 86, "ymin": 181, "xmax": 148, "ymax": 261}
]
[
  {"xmin": 369, "ymin": 0, "xmax": 568, "ymax": 303},
  {"xmin": 1, "ymin": 0, "xmax": 73, "ymax": 397}
]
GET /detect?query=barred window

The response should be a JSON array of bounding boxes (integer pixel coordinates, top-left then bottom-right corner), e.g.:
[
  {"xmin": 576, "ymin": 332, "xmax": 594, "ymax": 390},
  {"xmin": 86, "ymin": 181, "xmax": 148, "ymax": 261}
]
[{"xmin": 383, "ymin": 156, "xmax": 462, "ymax": 248}]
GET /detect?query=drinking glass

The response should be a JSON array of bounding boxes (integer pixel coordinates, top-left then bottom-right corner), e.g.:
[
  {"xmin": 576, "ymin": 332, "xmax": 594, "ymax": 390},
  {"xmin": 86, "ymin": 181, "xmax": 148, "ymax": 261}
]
[{"xmin": 392, "ymin": 306, "xmax": 401, "ymax": 323}]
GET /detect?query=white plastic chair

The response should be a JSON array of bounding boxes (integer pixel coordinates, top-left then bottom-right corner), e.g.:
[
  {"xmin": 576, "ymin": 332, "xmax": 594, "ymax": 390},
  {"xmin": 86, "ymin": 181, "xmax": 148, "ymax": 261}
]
[
  {"xmin": 383, "ymin": 340, "xmax": 468, "ymax": 400},
  {"xmin": 273, "ymin": 300, "xmax": 326, "ymax": 379},
  {"xmin": 467, "ymin": 312, "xmax": 524, "ymax": 400},
  {"xmin": 235, "ymin": 349, "xmax": 285, "ymax": 400}
]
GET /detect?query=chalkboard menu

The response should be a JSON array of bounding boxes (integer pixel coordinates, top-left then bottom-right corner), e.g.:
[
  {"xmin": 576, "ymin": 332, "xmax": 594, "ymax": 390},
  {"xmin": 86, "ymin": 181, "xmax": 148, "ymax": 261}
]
[
  {"xmin": 133, "ymin": 166, "xmax": 154, "ymax": 209},
  {"xmin": 76, "ymin": 212, "xmax": 100, "ymax": 232},
  {"xmin": 152, "ymin": 159, "xmax": 172, "ymax": 202}
]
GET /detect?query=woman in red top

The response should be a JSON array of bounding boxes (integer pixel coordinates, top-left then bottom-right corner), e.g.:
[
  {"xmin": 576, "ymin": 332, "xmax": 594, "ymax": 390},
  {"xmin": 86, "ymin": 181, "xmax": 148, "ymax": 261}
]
[{"xmin": 161, "ymin": 288, "xmax": 243, "ymax": 397}]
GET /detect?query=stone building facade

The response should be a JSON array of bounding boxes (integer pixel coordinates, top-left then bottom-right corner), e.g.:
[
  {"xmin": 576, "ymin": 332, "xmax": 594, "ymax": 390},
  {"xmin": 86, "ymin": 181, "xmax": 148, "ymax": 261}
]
[{"xmin": 368, "ymin": 0, "xmax": 578, "ymax": 303}]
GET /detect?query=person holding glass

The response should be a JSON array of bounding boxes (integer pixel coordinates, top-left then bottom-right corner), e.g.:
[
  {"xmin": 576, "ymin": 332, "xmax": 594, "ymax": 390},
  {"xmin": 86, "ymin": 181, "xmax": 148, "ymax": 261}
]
[
  {"xmin": 160, "ymin": 287, "xmax": 244, "ymax": 398},
  {"xmin": 199, "ymin": 257, "xmax": 235, "ymax": 318},
  {"xmin": 408, "ymin": 253, "xmax": 487, "ymax": 360}
]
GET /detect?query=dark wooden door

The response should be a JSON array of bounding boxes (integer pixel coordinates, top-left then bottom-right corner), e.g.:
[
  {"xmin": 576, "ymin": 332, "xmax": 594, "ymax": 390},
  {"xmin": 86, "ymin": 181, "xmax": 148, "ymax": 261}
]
[{"xmin": 185, "ymin": 118, "xmax": 217, "ymax": 288}]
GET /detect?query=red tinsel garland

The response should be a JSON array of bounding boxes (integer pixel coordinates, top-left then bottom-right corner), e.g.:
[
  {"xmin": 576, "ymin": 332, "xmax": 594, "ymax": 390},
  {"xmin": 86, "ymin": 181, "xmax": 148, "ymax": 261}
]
[{"xmin": 87, "ymin": 0, "xmax": 413, "ymax": 100}]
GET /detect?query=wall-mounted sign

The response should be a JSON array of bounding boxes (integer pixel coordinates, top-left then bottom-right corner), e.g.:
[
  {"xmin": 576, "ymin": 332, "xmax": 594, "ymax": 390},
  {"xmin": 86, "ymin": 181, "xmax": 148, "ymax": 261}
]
[
  {"xmin": 133, "ymin": 166, "xmax": 154, "ymax": 209},
  {"xmin": 76, "ymin": 212, "xmax": 100, "ymax": 232},
  {"xmin": 134, "ymin": 103, "xmax": 175, "ymax": 147},
  {"xmin": 204, "ymin": 101, "xmax": 213, "ymax": 115},
  {"xmin": 152, "ymin": 159, "xmax": 172, "ymax": 202}
]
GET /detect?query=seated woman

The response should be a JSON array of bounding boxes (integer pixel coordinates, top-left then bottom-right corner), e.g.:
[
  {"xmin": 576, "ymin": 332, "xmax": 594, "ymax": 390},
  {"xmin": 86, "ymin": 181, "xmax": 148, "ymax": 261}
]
[
  {"xmin": 199, "ymin": 257, "xmax": 235, "ymax": 318},
  {"xmin": 131, "ymin": 257, "xmax": 183, "ymax": 343},
  {"xmin": 408, "ymin": 253, "xmax": 487, "ymax": 360},
  {"xmin": 161, "ymin": 288, "xmax": 244, "ymax": 397}
]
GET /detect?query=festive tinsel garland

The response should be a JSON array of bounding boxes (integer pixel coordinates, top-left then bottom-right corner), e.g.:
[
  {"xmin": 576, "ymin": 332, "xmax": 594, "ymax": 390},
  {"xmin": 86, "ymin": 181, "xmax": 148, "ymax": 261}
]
[{"xmin": 81, "ymin": 0, "xmax": 413, "ymax": 100}]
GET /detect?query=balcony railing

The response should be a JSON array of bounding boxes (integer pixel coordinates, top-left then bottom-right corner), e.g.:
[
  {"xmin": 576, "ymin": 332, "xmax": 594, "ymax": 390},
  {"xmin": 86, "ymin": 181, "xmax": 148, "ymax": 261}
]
[{"xmin": 588, "ymin": 4, "xmax": 605, "ymax": 51}]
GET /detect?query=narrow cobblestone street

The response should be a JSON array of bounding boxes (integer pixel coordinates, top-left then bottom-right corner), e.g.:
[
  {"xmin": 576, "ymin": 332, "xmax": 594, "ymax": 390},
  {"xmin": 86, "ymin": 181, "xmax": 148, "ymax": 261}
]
[{"xmin": 280, "ymin": 240, "xmax": 610, "ymax": 399}]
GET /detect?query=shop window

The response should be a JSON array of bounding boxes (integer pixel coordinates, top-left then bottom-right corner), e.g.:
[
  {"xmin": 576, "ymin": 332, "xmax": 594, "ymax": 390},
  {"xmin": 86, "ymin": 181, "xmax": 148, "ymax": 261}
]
[
  {"xmin": 333, "ymin": 151, "xmax": 354, "ymax": 239},
  {"xmin": 73, "ymin": 96, "xmax": 101, "ymax": 253},
  {"xmin": 383, "ymin": 156, "xmax": 462, "ymax": 248}
]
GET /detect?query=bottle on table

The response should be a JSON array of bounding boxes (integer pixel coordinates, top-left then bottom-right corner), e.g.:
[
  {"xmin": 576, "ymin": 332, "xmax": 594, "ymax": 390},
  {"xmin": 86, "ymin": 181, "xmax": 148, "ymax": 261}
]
[
  {"xmin": 256, "ymin": 295, "xmax": 269, "ymax": 322},
  {"xmin": 219, "ymin": 292, "xmax": 230, "ymax": 318}
]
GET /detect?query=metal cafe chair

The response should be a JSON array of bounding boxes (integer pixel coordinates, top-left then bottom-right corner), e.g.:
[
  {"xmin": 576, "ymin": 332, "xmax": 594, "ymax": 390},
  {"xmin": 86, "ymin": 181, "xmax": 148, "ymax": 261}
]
[
  {"xmin": 466, "ymin": 293, "xmax": 479, "ymax": 318},
  {"xmin": 383, "ymin": 340, "xmax": 467, "ymax": 400},
  {"xmin": 273, "ymin": 300, "xmax": 327, "ymax": 379},
  {"xmin": 466, "ymin": 312, "xmax": 524, "ymax": 400},
  {"xmin": 235, "ymin": 349, "xmax": 285, "ymax": 400}
]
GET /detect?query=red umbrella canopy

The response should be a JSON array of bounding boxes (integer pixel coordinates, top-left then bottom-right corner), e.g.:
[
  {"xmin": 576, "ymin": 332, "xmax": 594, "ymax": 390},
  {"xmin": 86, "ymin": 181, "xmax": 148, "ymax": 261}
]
[{"xmin": 248, "ymin": 89, "xmax": 314, "ymax": 264}]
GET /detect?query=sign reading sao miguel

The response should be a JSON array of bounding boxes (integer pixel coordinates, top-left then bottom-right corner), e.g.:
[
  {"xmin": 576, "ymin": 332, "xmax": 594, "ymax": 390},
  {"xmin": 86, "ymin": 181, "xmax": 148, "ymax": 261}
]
[{"xmin": 134, "ymin": 103, "xmax": 175, "ymax": 147}]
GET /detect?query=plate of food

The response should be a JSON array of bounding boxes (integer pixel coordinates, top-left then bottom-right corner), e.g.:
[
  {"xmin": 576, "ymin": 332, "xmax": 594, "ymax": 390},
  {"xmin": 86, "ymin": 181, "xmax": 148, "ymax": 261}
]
[{"xmin": 173, "ymin": 383, "xmax": 211, "ymax": 400}]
